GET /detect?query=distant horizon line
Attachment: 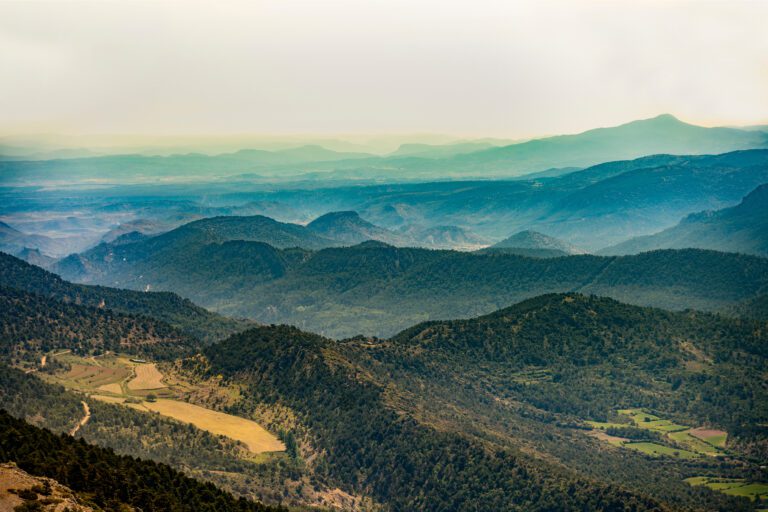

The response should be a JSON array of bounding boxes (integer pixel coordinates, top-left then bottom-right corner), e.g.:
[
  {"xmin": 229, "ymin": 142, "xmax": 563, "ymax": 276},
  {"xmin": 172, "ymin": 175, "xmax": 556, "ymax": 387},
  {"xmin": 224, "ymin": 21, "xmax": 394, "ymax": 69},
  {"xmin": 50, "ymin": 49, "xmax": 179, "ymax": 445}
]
[{"xmin": 2, "ymin": 113, "xmax": 767, "ymax": 142}]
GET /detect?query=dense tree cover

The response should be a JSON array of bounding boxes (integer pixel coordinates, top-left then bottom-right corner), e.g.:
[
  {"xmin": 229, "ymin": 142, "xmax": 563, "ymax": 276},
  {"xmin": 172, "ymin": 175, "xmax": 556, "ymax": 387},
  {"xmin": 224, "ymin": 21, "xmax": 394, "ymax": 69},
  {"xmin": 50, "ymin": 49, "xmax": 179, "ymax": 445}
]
[
  {"xmin": 54, "ymin": 229, "xmax": 768, "ymax": 337},
  {"xmin": 0, "ymin": 410, "xmax": 284, "ymax": 512},
  {"xmin": 728, "ymin": 293, "xmax": 768, "ymax": 322},
  {"xmin": 0, "ymin": 251, "xmax": 250, "ymax": 343},
  {"xmin": 202, "ymin": 325, "xmax": 668, "ymax": 511},
  {"xmin": 195, "ymin": 297, "xmax": 767, "ymax": 511},
  {"xmin": 386, "ymin": 293, "xmax": 768, "ymax": 436},
  {"xmin": 0, "ymin": 286, "xmax": 196, "ymax": 360},
  {"xmin": 0, "ymin": 364, "xmax": 86, "ymax": 434},
  {"xmin": 2, "ymin": 247, "xmax": 765, "ymax": 509}
]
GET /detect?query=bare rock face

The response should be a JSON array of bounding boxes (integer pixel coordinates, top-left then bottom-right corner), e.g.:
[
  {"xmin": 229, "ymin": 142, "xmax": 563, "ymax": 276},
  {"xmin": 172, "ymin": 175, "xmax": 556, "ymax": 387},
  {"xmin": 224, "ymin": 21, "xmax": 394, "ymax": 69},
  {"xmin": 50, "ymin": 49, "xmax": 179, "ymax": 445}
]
[{"xmin": 0, "ymin": 462, "xmax": 100, "ymax": 512}]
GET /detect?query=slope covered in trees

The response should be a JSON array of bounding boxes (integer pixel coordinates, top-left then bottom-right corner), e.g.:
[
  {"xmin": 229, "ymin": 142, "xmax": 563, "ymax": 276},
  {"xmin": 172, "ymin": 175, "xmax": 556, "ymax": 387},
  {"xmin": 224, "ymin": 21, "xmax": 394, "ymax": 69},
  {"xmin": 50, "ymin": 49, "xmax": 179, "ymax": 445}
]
[
  {"xmin": 0, "ymin": 251, "xmax": 250, "ymax": 343},
  {"xmin": 0, "ymin": 286, "xmax": 196, "ymax": 361},
  {"xmin": 55, "ymin": 240, "xmax": 768, "ymax": 337},
  {"xmin": 195, "ymin": 295, "xmax": 768, "ymax": 510},
  {"xmin": 201, "ymin": 325, "xmax": 668, "ymax": 512}
]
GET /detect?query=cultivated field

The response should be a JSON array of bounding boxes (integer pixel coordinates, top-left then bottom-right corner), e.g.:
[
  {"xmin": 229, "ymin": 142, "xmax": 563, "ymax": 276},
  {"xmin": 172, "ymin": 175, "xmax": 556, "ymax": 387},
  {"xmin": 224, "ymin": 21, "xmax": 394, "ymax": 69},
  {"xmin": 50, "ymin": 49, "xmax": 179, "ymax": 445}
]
[
  {"xmin": 132, "ymin": 399, "xmax": 285, "ymax": 454},
  {"xmin": 63, "ymin": 364, "xmax": 130, "ymax": 389},
  {"xmin": 587, "ymin": 408, "xmax": 727, "ymax": 459},
  {"xmin": 46, "ymin": 351, "xmax": 285, "ymax": 456},
  {"xmin": 98, "ymin": 382, "xmax": 123, "ymax": 394},
  {"xmin": 689, "ymin": 427, "xmax": 728, "ymax": 448},
  {"xmin": 127, "ymin": 363, "xmax": 165, "ymax": 390},
  {"xmin": 685, "ymin": 477, "xmax": 768, "ymax": 502},
  {"xmin": 623, "ymin": 442, "xmax": 698, "ymax": 459}
]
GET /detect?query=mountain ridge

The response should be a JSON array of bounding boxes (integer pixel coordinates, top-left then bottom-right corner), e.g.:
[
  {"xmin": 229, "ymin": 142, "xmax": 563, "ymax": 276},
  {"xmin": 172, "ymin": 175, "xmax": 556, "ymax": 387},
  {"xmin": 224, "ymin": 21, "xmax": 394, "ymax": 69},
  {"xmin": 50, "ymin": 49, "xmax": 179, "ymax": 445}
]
[{"xmin": 601, "ymin": 183, "xmax": 768, "ymax": 256}]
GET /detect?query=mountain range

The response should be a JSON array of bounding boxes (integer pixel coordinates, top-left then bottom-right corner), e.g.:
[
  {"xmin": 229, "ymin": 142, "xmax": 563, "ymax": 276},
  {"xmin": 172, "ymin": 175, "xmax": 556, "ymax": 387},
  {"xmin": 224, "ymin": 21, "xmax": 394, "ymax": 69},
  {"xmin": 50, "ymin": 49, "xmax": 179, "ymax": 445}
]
[
  {"xmin": 2, "ymin": 114, "xmax": 768, "ymax": 511},
  {"xmin": 602, "ymin": 183, "xmax": 768, "ymax": 257},
  {"xmin": 0, "ymin": 251, "xmax": 249, "ymax": 342},
  {"xmin": 2, "ymin": 115, "xmax": 766, "ymax": 187},
  {"xmin": 1, "ymin": 253, "xmax": 765, "ymax": 511},
  {"xmin": 53, "ymin": 230, "xmax": 768, "ymax": 337}
]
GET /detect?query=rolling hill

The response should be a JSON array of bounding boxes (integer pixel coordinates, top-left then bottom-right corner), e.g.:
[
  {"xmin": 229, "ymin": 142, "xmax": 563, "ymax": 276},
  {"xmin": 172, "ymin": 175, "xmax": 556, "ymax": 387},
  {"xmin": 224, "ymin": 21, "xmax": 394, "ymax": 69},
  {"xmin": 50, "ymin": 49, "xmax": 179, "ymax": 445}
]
[
  {"xmin": 0, "ymin": 286, "xmax": 196, "ymax": 360},
  {"xmin": 0, "ymin": 251, "xmax": 764, "ymax": 510},
  {"xmin": 0, "ymin": 221, "xmax": 69, "ymax": 257},
  {"xmin": 441, "ymin": 114, "xmax": 768, "ymax": 177},
  {"xmin": 601, "ymin": 183, "xmax": 768, "ymax": 256},
  {"xmin": 196, "ymin": 293, "xmax": 766, "ymax": 510},
  {"xmin": 204, "ymin": 149, "xmax": 768, "ymax": 249},
  {"xmin": 0, "ymin": 251, "xmax": 250, "ymax": 343},
  {"xmin": 488, "ymin": 230, "xmax": 585, "ymax": 257},
  {"xmin": 306, "ymin": 211, "xmax": 407, "ymax": 246},
  {"xmin": 54, "ymin": 236, "xmax": 768, "ymax": 338},
  {"xmin": 3, "ymin": 115, "xmax": 766, "ymax": 186}
]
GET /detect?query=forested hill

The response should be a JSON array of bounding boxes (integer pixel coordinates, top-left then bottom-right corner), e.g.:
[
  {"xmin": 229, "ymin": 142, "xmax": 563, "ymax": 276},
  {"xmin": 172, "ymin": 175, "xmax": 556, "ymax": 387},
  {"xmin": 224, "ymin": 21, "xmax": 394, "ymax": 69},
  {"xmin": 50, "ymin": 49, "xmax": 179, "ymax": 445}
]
[
  {"xmin": 202, "ymin": 325, "xmax": 666, "ymax": 512},
  {"xmin": 56, "ymin": 239, "xmax": 768, "ymax": 337},
  {"xmin": 0, "ymin": 410, "xmax": 283, "ymax": 512},
  {"xmin": 0, "ymin": 251, "xmax": 250, "ymax": 343},
  {"xmin": 191, "ymin": 293, "xmax": 767, "ymax": 511},
  {"xmin": 0, "ymin": 286, "xmax": 197, "ymax": 360},
  {"xmin": 386, "ymin": 293, "xmax": 767, "ymax": 431}
]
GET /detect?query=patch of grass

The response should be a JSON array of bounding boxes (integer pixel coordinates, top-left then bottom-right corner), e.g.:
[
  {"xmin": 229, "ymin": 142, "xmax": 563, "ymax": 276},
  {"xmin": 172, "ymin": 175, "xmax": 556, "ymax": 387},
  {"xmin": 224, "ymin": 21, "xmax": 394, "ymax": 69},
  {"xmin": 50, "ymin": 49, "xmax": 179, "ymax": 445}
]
[
  {"xmin": 668, "ymin": 430, "xmax": 720, "ymax": 456},
  {"xmin": 585, "ymin": 421, "xmax": 626, "ymax": 430},
  {"xmin": 622, "ymin": 442, "xmax": 699, "ymax": 459},
  {"xmin": 686, "ymin": 477, "xmax": 768, "ymax": 502},
  {"xmin": 724, "ymin": 483, "xmax": 768, "ymax": 500}
]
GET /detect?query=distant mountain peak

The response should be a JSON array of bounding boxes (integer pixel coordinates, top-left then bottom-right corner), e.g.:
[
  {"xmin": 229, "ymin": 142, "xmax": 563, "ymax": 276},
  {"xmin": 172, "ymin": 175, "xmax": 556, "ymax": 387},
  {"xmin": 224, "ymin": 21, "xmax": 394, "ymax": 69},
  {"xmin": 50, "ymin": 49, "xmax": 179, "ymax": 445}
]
[
  {"xmin": 310, "ymin": 210, "xmax": 362, "ymax": 223},
  {"xmin": 649, "ymin": 113, "xmax": 681, "ymax": 122},
  {"xmin": 353, "ymin": 240, "xmax": 394, "ymax": 249},
  {"xmin": 308, "ymin": 211, "xmax": 406, "ymax": 246},
  {"xmin": 493, "ymin": 230, "xmax": 584, "ymax": 254}
]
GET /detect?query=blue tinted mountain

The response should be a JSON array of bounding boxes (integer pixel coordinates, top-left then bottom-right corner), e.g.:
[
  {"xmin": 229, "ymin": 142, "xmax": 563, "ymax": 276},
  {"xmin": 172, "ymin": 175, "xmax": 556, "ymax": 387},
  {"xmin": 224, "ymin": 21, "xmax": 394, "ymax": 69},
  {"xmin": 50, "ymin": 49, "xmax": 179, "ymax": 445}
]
[
  {"xmin": 307, "ymin": 211, "xmax": 408, "ymax": 246},
  {"xmin": 489, "ymin": 230, "xmax": 585, "ymax": 257},
  {"xmin": 600, "ymin": 184, "xmax": 768, "ymax": 256}
]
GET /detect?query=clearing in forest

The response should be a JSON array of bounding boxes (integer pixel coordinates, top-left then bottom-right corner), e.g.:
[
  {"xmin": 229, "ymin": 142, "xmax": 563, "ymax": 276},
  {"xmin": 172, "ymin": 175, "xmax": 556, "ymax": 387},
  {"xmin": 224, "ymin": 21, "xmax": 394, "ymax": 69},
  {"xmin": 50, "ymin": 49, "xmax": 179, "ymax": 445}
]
[
  {"xmin": 131, "ymin": 398, "xmax": 285, "ymax": 454},
  {"xmin": 688, "ymin": 427, "xmax": 728, "ymax": 448},
  {"xmin": 685, "ymin": 477, "xmax": 768, "ymax": 502},
  {"xmin": 64, "ymin": 364, "xmax": 130, "ymax": 389},
  {"xmin": 587, "ymin": 408, "xmax": 727, "ymax": 459},
  {"xmin": 623, "ymin": 442, "xmax": 698, "ymax": 459},
  {"xmin": 127, "ymin": 363, "xmax": 166, "ymax": 390}
]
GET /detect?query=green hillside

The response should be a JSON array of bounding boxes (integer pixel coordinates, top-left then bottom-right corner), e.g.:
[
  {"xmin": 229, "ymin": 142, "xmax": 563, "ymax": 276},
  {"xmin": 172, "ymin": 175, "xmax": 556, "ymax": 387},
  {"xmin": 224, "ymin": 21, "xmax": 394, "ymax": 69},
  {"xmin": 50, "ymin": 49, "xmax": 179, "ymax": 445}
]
[
  {"xmin": 0, "ymin": 251, "xmax": 250, "ymax": 343},
  {"xmin": 55, "ymin": 239, "xmax": 768, "ymax": 337}
]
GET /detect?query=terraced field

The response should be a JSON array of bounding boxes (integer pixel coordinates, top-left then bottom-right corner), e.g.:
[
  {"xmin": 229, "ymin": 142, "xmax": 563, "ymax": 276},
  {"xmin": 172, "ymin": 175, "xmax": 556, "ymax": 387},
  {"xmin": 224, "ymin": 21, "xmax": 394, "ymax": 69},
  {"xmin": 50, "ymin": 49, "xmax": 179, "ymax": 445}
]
[{"xmin": 623, "ymin": 442, "xmax": 698, "ymax": 459}]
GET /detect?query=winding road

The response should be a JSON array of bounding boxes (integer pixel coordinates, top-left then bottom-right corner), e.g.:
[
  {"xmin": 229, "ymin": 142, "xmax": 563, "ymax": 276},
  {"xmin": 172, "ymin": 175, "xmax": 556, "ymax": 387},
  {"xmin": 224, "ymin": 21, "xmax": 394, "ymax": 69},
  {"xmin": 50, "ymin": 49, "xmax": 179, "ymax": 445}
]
[{"xmin": 69, "ymin": 401, "xmax": 91, "ymax": 436}]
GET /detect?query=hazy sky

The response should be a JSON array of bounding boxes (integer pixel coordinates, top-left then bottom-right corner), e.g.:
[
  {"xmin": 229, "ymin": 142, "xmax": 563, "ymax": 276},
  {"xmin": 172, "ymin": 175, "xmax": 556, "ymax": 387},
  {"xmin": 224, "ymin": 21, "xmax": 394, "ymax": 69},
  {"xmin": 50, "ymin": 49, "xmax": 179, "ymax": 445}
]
[{"xmin": 1, "ymin": 0, "xmax": 767, "ymax": 138}]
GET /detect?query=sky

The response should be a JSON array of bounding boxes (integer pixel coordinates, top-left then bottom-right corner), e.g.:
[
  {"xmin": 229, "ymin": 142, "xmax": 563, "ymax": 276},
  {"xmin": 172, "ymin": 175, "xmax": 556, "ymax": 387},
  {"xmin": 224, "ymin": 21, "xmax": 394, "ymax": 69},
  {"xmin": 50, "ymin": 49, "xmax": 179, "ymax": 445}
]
[{"xmin": 1, "ymin": 0, "xmax": 767, "ymax": 139}]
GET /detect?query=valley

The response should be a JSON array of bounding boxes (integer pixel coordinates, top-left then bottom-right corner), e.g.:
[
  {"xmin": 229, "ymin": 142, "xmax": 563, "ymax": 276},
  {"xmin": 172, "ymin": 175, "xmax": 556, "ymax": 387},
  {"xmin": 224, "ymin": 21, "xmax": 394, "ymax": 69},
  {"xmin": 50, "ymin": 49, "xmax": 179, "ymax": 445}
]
[
  {"xmin": 1, "ymin": 120, "xmax": 768, "ymax": 511},
  {"xmin": 3, "ymin": 4, "xmax": 768, "ymax": 509}
]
